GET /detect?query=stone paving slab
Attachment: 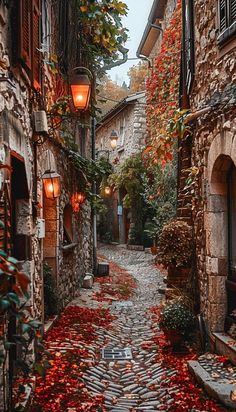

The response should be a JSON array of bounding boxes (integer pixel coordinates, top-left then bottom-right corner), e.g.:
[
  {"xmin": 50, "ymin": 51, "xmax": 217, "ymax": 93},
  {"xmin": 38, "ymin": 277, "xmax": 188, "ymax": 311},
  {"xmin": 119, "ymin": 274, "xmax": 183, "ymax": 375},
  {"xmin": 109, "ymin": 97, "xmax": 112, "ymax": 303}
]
[{"xmin": 188, "ymin": 359, "xmax": 236, "ymax": 409}]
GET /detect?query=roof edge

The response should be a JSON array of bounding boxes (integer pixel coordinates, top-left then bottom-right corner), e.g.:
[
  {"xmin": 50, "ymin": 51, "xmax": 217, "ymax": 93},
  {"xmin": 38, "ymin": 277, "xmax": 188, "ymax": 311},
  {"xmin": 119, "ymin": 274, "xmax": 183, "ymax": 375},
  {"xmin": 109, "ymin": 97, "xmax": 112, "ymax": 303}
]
[{"xmin": 96, "ymin": 91, "xmax": 146, "ymax": 130}]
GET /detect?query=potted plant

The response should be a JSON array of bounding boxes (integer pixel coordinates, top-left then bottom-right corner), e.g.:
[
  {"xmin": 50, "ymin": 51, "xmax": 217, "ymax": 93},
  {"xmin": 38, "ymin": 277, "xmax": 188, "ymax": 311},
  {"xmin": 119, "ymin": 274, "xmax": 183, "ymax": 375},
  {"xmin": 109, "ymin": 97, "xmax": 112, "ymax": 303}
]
[
  {"xmin": 157, "ymin": 219, "xmax": 193, "ymax": 268},
  {"xmin": 157, "ymin": 219, "xmax": 193, "ymax": 287},
  {"xmin": 159, "ymin": 298, "xmax": 195, "ymax": 350}
]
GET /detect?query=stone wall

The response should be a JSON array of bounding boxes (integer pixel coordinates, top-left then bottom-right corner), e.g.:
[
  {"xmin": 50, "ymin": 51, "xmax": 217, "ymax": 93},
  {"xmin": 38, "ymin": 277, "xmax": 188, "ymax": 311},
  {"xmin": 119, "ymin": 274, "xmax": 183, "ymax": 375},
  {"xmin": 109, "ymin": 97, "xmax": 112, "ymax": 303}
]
[
  {"xmin": 189, "ymin": 0, "xmax": 236, "ymax": 332},
  {"xmin": 96, "ymin": 95, "xmax": 147, "ymax": 172}
]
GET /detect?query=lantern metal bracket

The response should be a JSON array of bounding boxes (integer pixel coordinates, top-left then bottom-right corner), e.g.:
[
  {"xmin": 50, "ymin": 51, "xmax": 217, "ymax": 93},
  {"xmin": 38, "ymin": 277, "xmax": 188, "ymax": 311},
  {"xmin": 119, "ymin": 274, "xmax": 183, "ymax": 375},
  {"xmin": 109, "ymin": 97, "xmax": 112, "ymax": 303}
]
[{"xmin": 71, "ymin": 66, "xmax": 93, "ymax": 79}]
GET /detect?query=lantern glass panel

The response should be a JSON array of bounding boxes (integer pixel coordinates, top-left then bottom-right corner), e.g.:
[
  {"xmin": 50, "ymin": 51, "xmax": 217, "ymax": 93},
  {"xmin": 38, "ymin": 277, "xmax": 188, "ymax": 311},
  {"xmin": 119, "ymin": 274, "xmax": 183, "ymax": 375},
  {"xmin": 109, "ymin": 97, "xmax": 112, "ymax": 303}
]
[
  {"xmin": 70, "ymin": 84, "xmax": 91, "ymax": 110},
  {"xmin": 43, "ymin": 174, "xmax": 61, "ymax": 199}
]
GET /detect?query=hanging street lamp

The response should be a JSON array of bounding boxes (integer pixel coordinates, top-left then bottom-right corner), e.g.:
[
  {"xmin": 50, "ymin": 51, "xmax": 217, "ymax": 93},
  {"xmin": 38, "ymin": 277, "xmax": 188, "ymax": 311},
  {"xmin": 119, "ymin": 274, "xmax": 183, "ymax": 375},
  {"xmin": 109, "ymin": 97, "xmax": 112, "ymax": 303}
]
[
  {"xmin": 42, "ymin": 170, "xmax": 61, "ymax": 199},
  {"xmin": 109, "ymin": 129, "xmax": 119, "ymax": 150},
  {"xmin": 104, "ymin": 186, "xmax": 112, "ymax": 196},
  {"xmin": 71, "ymin": 191, "xmax": 86, "ymax": 212},
  {"xmin": 70, "ymin": 67, "xmax": 92, "ymax": 111}
]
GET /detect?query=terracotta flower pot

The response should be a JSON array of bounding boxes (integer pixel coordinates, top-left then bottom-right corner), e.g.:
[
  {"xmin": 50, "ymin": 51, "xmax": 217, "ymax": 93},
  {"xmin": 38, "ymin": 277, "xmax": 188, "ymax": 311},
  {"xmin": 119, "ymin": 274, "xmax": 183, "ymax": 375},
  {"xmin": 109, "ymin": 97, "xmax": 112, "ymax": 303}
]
[
  {"xmin": 167, "ymin": 264, "xmax": 191, "ymax": 288},
  {"xmin": 151, "ymin": 245, "xmax": 158, "ymax": 255},
  {"xmin": 163, "ymin": 328, "xmax": 182, "ymax": 343},
  {"xmin": 163, "ymin": 328, "xmax": 184, "ymax": 352}
]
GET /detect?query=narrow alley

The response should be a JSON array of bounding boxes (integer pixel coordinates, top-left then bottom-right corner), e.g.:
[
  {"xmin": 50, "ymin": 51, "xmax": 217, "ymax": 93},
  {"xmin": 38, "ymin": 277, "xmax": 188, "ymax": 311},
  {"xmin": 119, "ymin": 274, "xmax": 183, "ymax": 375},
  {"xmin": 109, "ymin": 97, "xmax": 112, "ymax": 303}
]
[
  {"xmin": 1, "ymin": 0, "xmax": 236, "ymax": 411},
  {"xmin": 28, "ymin": 246, "xmax": 225, "ymax": 412}
]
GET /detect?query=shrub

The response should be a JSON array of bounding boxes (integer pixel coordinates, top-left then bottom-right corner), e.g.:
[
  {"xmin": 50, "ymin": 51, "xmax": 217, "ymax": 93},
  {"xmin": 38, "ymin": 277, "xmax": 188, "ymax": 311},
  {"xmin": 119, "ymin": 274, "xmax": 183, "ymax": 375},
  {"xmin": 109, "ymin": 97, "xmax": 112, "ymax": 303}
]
[
  {"xmin": 157, "ymin": 219, "xmax": 193, "ymax": 267},
  {"xmin": 43, "ymin": 262, "xmax": 62, "ymax": 318},
  {"xmin": 160, "ymin": 299, "xmax": 195, "ymax": 335}
]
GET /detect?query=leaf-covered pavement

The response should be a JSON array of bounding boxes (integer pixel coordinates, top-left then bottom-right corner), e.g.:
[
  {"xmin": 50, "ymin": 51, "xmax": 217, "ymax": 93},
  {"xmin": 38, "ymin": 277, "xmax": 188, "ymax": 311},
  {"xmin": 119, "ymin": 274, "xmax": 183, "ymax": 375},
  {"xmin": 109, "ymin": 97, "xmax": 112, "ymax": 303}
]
[{"xmin": 25, "ymin": 245, "xmax": 226, "ymax": 411}]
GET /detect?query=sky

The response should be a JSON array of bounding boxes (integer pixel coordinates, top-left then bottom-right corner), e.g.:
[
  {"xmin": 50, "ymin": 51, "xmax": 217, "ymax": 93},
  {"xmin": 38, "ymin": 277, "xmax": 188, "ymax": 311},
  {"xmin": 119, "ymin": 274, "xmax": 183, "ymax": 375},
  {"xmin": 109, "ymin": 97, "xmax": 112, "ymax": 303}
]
[{"xmin": 107, "ymin": 0, "xmax": 154, "ymax": 85}]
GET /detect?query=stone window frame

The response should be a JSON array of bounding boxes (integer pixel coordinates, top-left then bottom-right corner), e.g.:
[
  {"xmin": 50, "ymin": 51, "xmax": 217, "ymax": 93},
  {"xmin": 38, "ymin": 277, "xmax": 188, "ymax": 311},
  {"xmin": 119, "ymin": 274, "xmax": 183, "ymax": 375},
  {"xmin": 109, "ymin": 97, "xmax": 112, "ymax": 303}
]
[{"xmin": 217, "ymin": 0, "xmax": 236, "ymax": 46}]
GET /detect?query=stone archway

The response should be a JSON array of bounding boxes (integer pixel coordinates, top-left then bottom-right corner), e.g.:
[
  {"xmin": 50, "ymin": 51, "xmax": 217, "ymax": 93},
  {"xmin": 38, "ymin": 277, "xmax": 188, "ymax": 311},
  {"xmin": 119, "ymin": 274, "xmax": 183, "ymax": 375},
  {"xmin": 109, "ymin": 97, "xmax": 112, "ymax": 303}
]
[{"xmin": 206, "ymin": 131, "xmax": 236, "ymax": 332}]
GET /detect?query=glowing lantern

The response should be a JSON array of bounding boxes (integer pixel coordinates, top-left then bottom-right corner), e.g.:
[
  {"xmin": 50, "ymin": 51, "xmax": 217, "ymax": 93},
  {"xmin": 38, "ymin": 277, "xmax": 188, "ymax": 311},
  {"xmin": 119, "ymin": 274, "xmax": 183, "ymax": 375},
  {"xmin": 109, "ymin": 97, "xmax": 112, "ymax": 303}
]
[
  {"xmin": 42, "ymin": 170, "xmax": 61, "ymax": 199},
  {"xmin": 104, "ymin": 186, "xmax": 112, "ymax": 196},
  {"xmin": 71, "ymin": 192, "xmax": 86, "ymax": 212},
  {"xmin": 110, "ymin": 130, "xmax": 118, "ymax": 150},
  {"xmin": 70, "ymin": 71, "xmax": 91, "ymax": 111}
]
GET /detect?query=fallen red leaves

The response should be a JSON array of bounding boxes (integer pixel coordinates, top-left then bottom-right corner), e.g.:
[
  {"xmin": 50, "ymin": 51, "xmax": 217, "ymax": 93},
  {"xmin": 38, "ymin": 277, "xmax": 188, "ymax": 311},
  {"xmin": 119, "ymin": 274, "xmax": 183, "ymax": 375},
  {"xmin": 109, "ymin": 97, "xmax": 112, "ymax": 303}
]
[
  {"xmin": 28, "ymin": 306, "xmax": 114, "ymax": 412},
  {"xmin": 149, "ymin": 305, "xmax": 225, "ymax": 412},
  {"xmin": 92, "ymin": 256, "xmax": 137, "ymax": 303}
]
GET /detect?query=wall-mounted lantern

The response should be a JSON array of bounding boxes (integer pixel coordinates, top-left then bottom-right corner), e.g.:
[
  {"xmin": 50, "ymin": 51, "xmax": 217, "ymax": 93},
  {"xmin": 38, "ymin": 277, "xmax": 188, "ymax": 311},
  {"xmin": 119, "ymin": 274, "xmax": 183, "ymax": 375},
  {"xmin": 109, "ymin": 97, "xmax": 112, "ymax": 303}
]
[
  {"xmin": 70, "ymin": 67, "xmax": 93, "ymax": 111},
  {"xmin": 104, "ymin": 186, "xmax": 112, "ymax": 196},
  {"xmin": 71, "ymin": 191, "xmax": 86, "ymax": 212},
  {"xmin": 110, "ymin": 130, "xmax": 119, "ymax": 150},
  {"xmin": 42, "ymin": 170, "xmax": 61, "ymax": 199}
]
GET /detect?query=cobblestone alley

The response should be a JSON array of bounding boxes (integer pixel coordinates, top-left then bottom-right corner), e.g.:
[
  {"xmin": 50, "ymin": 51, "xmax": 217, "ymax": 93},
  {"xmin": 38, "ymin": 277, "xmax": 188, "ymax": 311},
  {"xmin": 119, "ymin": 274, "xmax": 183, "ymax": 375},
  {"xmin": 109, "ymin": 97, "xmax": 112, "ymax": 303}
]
[{"xmin": 30, "ymin": 245, "xmax": 225, "ymax": 412}]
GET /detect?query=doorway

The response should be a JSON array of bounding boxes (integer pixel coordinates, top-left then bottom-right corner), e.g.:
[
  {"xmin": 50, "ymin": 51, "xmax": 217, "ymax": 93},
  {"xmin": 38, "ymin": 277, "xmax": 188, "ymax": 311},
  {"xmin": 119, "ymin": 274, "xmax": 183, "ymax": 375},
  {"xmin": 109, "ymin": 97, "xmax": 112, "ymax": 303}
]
[{"xmin": 226, "ymin": 164, "xmax": 236, "ymax": 334}]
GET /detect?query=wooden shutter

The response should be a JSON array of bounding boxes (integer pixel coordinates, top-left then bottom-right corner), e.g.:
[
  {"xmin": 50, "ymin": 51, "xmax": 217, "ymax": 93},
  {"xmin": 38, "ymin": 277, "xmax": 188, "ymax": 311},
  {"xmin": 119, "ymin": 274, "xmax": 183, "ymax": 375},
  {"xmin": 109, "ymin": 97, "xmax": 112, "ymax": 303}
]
[
  {"xmin": 32, "ymin": 0, "xmax": 41, "ymax": 90},
  {"xmin": 20, "ymin": 0, "xmax": 32, "ymax": 69},
  {"xmin": 230, "ymin": 0, "xmax": 236, "ymax": 24},
  {"xmin": 219, "ymin": 0, "xmax": 227, "ymax": 32}
]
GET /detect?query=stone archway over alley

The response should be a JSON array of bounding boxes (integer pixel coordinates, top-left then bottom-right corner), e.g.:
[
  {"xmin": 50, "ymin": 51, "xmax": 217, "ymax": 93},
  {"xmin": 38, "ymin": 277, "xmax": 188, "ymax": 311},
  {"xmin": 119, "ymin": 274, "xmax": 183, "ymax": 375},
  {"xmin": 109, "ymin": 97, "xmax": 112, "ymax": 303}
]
[{"xmin": 28, "ymin": 245, "xmax": 228, "ymax": 412}]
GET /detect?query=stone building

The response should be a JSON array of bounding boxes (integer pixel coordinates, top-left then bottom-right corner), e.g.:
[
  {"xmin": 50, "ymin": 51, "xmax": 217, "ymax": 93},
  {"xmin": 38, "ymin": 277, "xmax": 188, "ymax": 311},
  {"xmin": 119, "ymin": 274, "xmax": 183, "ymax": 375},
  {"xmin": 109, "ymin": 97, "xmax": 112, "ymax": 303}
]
[
  {"xmin": 181, "ymin": 0, "xmax": 236, "ymax": 356},
  {"xmin": 0, "ymin": 0, "xmax": 93, "ymax": 317},
  {"xmin": 96, "ymin": 91, "xmax": 147, "ymax": 244},
  {"xmin": 0, "ymin": 1, "xmax": 94, "ymax": 406}
]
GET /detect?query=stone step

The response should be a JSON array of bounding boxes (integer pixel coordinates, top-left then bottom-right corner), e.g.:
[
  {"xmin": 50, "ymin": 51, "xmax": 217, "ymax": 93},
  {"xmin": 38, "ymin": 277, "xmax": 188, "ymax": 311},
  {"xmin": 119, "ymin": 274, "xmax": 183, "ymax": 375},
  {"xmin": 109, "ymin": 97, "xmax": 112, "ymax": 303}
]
[
  {"xmin": 213, "ymin": 332, "xmax": 236, "ymax": 365},
  {"xmin": 188, "ymin": 360, "xmax": 236, "ymax": 409}
]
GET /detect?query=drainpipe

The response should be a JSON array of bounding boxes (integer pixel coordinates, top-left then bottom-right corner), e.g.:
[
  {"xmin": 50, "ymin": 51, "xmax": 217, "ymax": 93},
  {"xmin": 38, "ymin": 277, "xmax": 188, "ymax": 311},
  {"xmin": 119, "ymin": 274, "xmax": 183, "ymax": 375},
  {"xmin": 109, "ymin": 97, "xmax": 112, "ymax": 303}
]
[
  {"xmin": 91, "ymin": 117, "xmax": 97, "ymax": 274},
  {"xmin": 136, "ymin": 22, "xmax": 163, "ymax": 67}
]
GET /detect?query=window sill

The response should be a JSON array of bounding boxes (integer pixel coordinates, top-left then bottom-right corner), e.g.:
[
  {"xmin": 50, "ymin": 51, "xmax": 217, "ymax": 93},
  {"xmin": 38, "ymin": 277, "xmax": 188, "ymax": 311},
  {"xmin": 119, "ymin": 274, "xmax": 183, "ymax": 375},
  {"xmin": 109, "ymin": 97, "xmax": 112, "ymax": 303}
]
[
  {"xmin": 117, "ymin": 146, "xmax": 124, "ymax": 153},
  {"xmin": 217, "ymin": 22, "xmax": 236, "ymax": 47},
  {"xmin": 61, "ymin": 242, "xmax": 78, "ymax": 252}
]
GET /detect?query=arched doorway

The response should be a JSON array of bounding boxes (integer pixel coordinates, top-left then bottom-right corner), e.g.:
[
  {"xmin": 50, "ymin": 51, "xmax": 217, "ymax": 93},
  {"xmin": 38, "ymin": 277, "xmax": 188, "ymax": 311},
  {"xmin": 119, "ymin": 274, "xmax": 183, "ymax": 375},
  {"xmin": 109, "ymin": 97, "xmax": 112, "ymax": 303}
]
[
  {"xmin": 207, "ymin": 129, "xmax": 236, "ymax": 332},
  {"xmin": 226, "ymin": 164, "xmax": 236, "ymax": 335}
]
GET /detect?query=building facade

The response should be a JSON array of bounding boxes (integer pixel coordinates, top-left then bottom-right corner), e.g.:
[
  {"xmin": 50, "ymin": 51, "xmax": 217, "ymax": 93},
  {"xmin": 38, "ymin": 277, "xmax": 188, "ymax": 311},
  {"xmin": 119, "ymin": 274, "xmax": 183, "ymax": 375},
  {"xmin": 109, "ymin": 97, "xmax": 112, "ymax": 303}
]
[
  {"xmin": 0, "ymin": 0, "xmax": 93, "ymax": 318},
  {"xmin": 96, "ymin": 92, "xmax": 147, "ymax": 244},
  {"xmin": 0, "ymin": 1, "xmax": 94, "ymax": 407},
  {"xmin": 182, "ymin": 0, "xmax": 236, "ymax": 350}
]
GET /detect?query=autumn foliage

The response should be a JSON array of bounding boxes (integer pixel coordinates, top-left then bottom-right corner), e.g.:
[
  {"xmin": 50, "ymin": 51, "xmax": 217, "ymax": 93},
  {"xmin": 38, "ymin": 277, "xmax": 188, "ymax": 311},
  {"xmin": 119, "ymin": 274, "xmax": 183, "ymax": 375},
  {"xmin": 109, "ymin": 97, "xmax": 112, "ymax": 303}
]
[
  {"xmin": 145, "ymin": 0, "xmax": 182, "ymax": 166},
  {"xmin": 150, "ymin": 306, "xmax": 225, "ymax": 411},
  {"xmin": 31, "ymin": 306, "xmax": 114, "ymax": 412}
]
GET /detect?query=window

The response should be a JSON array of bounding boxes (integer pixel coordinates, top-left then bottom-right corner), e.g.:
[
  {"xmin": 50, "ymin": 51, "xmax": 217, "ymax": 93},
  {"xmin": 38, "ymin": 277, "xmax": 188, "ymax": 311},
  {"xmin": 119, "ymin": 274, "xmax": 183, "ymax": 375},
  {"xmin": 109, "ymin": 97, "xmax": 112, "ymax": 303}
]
[
  {"xmin": 183, "ymin": 0, "xmax": 194, "ymax": 94},
  {"xmin": 118, "ymin": 117, "xmax": 125, "ymax": 148},
  {"xmin": 41, "ymin": 0, "xmax": 51, "ymax": 54},
  {"xmin": 63, "ymin": 205, "xmax": 73, "ymax": 245},
  {"xmin": 218, "ymin": 0, "xmax": 236, "ymax": 44},
  {"xmin": 14, "ymin": 0, "xmax": 41, "ymax": 89}
]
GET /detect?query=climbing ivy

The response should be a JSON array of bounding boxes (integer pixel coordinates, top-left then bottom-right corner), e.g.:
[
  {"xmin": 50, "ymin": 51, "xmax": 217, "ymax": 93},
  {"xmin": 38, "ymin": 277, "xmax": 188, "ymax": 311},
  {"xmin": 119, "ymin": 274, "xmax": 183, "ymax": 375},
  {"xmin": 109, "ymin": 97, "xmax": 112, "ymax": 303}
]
[
  {"xmin": 108, "ymin": 153, "xmax": 148, "ymax": 244},
  {"xmin": 69, "ymin": 151, "xmax": 113, "ymax": 209}
]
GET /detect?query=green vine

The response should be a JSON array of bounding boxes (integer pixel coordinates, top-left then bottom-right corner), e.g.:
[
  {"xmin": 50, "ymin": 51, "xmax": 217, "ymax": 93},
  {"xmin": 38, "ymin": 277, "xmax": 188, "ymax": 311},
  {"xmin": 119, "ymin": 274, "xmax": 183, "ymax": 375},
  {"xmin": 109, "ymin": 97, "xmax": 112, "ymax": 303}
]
[
  {"xmin": 69, "ymin": 151, "xmax": 113, "ymax": 209},
  {"xmin": 0, "ymin": 228, "xmax": 48, "ymax": 409},
  {"xmin": 78, "ymin": 0, "xmax": 128, "ymax": 74}
]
